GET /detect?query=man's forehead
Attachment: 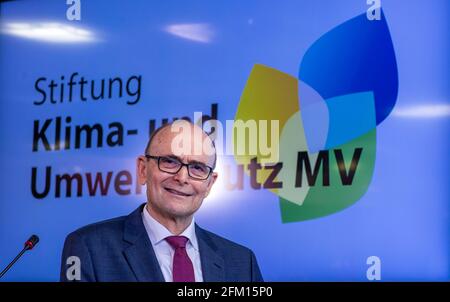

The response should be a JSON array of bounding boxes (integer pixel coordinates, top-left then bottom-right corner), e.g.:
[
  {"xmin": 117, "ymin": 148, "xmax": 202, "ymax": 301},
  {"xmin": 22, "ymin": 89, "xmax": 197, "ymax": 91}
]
[
  {"xmin": 151, "ymin": 124, "xmax": 208, "ymax": 146},
  {"xmin": 149, "ymin": 124, "xmax": 215, "ymax": 162}
]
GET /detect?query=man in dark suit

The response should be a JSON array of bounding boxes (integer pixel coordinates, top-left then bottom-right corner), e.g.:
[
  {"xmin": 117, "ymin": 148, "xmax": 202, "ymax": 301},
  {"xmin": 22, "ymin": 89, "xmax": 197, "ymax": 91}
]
[{"xmin": 60, "ymin": 120, "xmax": 263, "ymax": 282}]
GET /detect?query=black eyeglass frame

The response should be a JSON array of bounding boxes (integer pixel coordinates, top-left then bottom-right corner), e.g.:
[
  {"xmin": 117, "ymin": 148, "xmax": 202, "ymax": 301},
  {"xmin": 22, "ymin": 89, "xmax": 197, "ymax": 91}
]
[{"xmin": 144, "ymin": 154, "xmax": 214, "ymax": 180}]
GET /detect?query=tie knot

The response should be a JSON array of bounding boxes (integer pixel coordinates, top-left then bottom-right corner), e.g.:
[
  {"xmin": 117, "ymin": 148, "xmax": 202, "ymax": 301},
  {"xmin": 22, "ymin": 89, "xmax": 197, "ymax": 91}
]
[{"xmin": 165, "ymin": 236, "xmax": 189, "ymax": 249}]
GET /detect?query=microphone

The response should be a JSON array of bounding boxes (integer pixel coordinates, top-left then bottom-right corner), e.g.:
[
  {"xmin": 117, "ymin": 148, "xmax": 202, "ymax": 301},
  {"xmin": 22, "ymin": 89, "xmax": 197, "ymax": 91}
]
[{"xmin": 0, "ymin": 235, "xmax": 40, "ymax": 279}]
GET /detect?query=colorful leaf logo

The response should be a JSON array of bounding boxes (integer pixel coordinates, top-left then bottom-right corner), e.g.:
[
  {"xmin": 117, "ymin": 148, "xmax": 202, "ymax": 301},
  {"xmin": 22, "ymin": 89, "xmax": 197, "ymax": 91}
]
[{"xmin": 234, "ymin": 11, "xmax": 398, "ymax": 222}]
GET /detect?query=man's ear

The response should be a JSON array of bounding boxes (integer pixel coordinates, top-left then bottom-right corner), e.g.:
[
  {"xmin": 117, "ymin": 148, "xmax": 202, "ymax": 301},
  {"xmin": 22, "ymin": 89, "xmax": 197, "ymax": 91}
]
[
  {"xmin": 136, "ymin": 156, "xmax": 148, "ymax": 185},
  {"xmin": 204, "ymin": 172, "xmax": 218, "ymax": 198}
]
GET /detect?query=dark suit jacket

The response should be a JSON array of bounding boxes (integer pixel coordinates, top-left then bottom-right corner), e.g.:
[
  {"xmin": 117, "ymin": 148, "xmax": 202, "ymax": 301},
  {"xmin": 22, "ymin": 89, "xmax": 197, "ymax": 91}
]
[{"xmin": 60, "ymin": 204, "xmax": 263, "ymax": 282}]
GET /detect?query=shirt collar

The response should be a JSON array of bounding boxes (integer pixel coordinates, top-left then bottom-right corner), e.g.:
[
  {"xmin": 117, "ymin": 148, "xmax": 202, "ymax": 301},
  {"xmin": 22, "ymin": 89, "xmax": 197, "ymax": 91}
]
[{"xmin": 141, "ymin": 204, "xmax": 199, "ymax": 251}]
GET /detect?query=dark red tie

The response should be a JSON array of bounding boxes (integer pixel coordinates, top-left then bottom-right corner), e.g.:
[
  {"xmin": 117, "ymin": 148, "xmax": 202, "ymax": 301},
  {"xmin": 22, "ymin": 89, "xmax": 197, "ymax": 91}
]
[{"xmin": 165, "ymin": 236, "xmax": 195, "ymax": 282}]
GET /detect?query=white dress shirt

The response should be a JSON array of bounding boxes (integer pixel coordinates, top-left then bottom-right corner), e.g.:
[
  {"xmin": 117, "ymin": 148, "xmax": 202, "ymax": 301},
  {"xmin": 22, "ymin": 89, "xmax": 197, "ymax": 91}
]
[{"xmin": 141, "ymin": 205, "xmax": 203, "ymax": 282}]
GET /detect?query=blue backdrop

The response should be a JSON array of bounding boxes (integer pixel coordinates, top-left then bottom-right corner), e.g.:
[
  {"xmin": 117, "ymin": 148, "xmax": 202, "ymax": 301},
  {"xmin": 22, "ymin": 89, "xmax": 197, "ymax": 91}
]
[{"xmin": 0, "ymin": 0, "xmax": 449, "ymax": 281}]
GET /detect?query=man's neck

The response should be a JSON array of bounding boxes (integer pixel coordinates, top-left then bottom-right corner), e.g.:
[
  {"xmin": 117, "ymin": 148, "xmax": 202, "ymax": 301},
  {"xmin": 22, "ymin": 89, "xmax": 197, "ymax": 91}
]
[{"xmin": 146, "ymin": 203, "xmax": 193, "ymax": 235}]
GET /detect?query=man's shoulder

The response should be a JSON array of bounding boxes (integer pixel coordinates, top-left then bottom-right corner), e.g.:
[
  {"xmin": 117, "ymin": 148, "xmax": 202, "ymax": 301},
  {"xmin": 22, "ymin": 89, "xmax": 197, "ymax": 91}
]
[
  {"xmin": 67, "ymin": 215, "xmax": 128, "ymax": 242},
  {"xmin": 196, "ymin": 225, "xmax": 254, "ymax": 256}
]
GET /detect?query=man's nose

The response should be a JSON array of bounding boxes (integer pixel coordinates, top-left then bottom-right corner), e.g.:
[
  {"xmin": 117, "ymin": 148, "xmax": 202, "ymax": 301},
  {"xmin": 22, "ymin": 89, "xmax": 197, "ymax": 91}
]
[{"xmin": 173, "ymin": 165, "xmax": 189, "ymax": 183}]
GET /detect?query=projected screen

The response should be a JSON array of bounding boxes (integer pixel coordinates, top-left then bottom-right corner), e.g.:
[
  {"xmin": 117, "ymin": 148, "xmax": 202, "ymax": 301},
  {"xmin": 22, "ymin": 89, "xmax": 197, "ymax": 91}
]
[{"xmin": 0, "ymin": 0, "xmax": 448, "ymax": 281}]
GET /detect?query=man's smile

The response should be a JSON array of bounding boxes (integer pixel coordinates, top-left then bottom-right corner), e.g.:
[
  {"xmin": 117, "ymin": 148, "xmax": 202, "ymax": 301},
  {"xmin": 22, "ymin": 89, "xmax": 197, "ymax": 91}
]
[{"xmin": 164, "ymin": 187, "xmax": 193, "ymax": 197}]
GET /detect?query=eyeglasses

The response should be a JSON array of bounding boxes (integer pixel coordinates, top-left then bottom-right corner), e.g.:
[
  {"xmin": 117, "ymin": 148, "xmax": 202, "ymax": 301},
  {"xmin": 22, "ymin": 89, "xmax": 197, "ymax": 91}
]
[{"xmin": 145, "ymin": 155, "xmax": 213, "ymax": 180}]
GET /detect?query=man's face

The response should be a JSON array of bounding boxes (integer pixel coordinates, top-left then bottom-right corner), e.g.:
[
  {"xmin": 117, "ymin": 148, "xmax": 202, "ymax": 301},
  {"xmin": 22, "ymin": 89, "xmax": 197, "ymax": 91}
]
[{"xmin": 137, "ymin": 124, "xmax": 218, "ymax": 220}]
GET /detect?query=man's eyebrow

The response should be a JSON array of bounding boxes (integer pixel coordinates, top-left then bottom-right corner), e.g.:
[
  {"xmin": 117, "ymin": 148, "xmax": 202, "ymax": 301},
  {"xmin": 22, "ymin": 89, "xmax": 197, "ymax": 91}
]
[
  {"xmin": 188, "ymin": 160, "xmax": 209, "ymax": 166},
  {"xmin": 164, "ymin": 154, "xmax": 209, "ymax": 166},
  {"xmin": 165, "ymin": 154, "xmax": 182, "ymax": 161}
]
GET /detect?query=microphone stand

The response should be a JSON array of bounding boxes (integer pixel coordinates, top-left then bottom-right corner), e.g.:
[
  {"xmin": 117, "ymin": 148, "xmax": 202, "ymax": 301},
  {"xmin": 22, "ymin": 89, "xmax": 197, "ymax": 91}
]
[
  {"xmin": 0, "ymin": 246, "xmax": 28, "ymax": 279},
  {"xmin": 0, "ymin": 235, "xmax": 39, "ymax": 279}
]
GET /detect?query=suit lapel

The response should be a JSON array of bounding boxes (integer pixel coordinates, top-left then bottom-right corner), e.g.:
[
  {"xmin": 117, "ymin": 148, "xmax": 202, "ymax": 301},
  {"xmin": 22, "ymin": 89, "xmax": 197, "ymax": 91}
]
[
  {"xmin": 122, "ymin": 205, "xmax": 226, "ymax": 282},
  {"xmin": 123, "ymin": 204, "xmax": 165, "ymax": 282},
  {"xmin": 196, "ymin": 225, "xmax": 225, "ymax": 282}
]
